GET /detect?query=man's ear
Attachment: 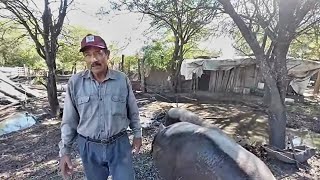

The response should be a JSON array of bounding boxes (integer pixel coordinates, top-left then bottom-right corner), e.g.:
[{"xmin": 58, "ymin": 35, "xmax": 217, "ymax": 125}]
[{"xmin": 106, "ymin": 49, "xmax": 110, "ymax": 56}]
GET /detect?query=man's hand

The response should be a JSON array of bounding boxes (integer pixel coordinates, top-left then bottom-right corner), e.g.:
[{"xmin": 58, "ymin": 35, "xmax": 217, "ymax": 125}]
[
  {"xmin": 60, "ymin": 155, "xmax": 74, "ymax": 179},
  {"xmin": 132, "ymin": 137, "xmax": 142, "ymax": 155}
]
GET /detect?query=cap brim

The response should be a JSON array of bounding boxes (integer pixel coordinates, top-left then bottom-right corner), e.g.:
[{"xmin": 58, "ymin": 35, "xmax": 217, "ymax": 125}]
[{"xmin": 79, "ymin": 45, "xmax": 107, "ymax": 52}]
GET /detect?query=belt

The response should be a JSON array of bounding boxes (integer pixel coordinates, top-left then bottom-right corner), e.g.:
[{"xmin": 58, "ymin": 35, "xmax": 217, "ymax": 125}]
[{"xmin": 79, "ymin": 130, "xmax": 127, "ymax": 144}]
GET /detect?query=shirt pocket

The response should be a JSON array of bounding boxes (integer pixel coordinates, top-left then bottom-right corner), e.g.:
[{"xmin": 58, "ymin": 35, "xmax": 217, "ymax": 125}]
[
  {"xmin": 76, "ymin": 96, "xmax": 91, "ymax": 119},
  {"xmin": 111, "ymin": 95, "xmax": 127, "ymax": 117}
]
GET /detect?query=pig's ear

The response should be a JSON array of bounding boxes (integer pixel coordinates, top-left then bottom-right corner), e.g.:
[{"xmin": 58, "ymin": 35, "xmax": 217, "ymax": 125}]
[{"xmin": 159, "ymin": 123, "xmax": 165, "ymax": 131}]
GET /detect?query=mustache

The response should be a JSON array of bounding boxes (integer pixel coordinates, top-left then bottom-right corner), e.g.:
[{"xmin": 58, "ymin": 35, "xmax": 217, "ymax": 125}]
[{"xmin": 90, "ymin": 62, "xmax": 102, "ymax": 67}]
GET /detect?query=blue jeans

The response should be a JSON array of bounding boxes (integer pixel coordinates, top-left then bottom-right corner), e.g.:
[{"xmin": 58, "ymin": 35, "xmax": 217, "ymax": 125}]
[{"xmin": 77, "ymin": 134, "xmax": 135, "ymax": 180}]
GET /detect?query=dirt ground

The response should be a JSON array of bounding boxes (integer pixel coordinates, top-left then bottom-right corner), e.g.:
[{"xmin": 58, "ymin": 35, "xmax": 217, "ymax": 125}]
[{"xmin": 0, "ymin": 92, "xmax": 320, "ymax": 180}]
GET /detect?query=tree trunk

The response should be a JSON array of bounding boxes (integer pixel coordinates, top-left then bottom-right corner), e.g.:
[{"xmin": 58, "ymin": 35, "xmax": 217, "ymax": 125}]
[
  {"xmin": 267, "ymin": 31, "xmax": 290, "ymax": 149},
  {"xmin": 174, "ymin": 59, "xmax": 183, "ymax": 93},
  {"xmin": 171, "ymin": 35, "xmax": 180, "ymax": 93},
  {"xmin": 263, "ymin": 84, "xmax": 271, "ymax": 106},
  {"xmin": 265, "ymin": 81, "xmax": 287, "ymax": 149},
  {"xmin": 46, "ymin": 55, "xmax": 60, "ymax": 117},
  {"xmin": 175, "ymin": 42, "xmax": 184, "ymax": 93},
  {"xmin": 313, "ymin": 72, "xmax": 320, "ymax": 94},
  {"xmin": 260, "ymin": 54, "xmax": 287, "ymax": 149},
  {"xmin": 71, "ymin": 62, "xmax": 77, "ymax": 74}
]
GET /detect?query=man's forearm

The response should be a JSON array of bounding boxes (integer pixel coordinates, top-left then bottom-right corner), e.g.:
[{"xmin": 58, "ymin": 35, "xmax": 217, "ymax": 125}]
[
  {"xmin": 59, "ymin": 82, "xmax": 79, "ymax": 157},
  {"xmin": 126, "ymin": 77, "xmax": 142, "ymax": 138},
  {"xmin": 130, "ymin": 116, "xmax": 142, "ymax": 138},
  {"xmin": 127, "ymin": 98, "xmax": 142, "ymax": 138},
  {"xmin": 59, "ymin": 122, "xmax": 78, "ymax": 157}
]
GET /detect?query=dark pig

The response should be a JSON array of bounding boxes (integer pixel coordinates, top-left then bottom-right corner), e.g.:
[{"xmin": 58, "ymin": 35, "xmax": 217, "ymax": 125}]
[{"xmin": 151, "ymin": 121, "xmax": 276, "ymax": 180}]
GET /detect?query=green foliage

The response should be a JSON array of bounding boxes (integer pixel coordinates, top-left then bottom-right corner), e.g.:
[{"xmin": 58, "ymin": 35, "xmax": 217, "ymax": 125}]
[
  {"xmin": 0, "ymin": 21, "xmax": 45, "ymax": 68},
  {"xmin": 143, "ymin": 40, "xmax": 171, "ymax": 71},
  {"xmin": 0, "ymin": 22, "xmax": 100, "ymax": 72},
  {"xmin": 56, "ymin": 25, "xmax": 98, "ymax": 72},
  {"xmin": 289, "ymin": 26, "xmax": 320, "ymax": 60},
  {"xmin": 124, "ymin": 55, "xmax": 139, "ymax": 73},
  {"xmin": 142, "ymin": 35, "xmax": 221, "ymax": 70},
  {"xmin": 112, "ymin": 0, "xmax": 220, "ymax": 80},
  {"xmin": 20, "ymin": 47, "xmax": 46, "ymax": 70}
]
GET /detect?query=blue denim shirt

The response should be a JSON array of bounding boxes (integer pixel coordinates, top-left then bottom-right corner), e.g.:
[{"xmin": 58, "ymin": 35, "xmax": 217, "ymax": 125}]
[{"xmin": 58, "ymin": 69, "xmax": 142, "ymax": 157}]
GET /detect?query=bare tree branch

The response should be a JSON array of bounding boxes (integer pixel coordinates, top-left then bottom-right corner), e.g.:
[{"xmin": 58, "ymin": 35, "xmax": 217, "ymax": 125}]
[{"xmin": 0, "ymin": 0, "xmax": 73, "ymax": 115}]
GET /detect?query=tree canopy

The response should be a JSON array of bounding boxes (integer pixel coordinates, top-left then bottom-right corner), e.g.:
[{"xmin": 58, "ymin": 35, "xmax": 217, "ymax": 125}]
[
  {"xmin": 0, "ymin": 0, "xmax": 74, "ymax": 116},
  {"xmin": 110, "ymin": 0, "xmax": 221, "ymax": 92}
]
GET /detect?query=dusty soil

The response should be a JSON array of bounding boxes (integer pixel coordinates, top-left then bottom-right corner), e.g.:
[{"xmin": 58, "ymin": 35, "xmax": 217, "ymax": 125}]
[{"xmin": 0, "ymin": 92, "xmax": 320, "ymax": 180}]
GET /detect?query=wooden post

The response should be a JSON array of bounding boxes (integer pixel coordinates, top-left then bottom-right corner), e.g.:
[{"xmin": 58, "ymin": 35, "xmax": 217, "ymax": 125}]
[
  {"xmin": 140, "ymin": 57, "xmax": 146, "ymax": 93},
  {"xmin": 313, "ymin": 71, "xmax": 320, "ymax": 94},
  {"xmin": 138, "ymin": 57, "xmax": 141, "ymax": 81},
  {"xmin": 313, "ymin": 25, "xmax": 320, "ymax": 95},
  {"xmin": 128, "ymin": 58, "xmax": 131, "ymax": 75},
  {"xmin": 192, "ymin": 73, "xmax": 196, "ymax": 93},
  {"xmin": 121, "ymin": 54, "xmax": 125, "ymax": 72}
]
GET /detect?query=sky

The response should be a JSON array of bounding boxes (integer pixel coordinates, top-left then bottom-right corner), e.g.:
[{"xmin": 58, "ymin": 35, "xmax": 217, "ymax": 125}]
[{"xmin": 42, "ymin": 0, "xmax": 237, "ymax": 57}]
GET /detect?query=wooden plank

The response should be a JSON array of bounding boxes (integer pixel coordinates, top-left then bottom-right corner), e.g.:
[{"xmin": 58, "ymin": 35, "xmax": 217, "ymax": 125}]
[
  {"xmin": 208, "ymin": 72, "xmax": 213, "ymax": 92},
  {"xmin": 210, "ymin": 71, "xmax": 217, "ymax": 92},
  {"xmin": 214, "ymin": 71, "xmax": 218, "ymax": 92},
  {"xmin": 220, "ymin": 70, "xmax": 226, "ymax": 92},
  {"xmin": 195, "ymin": 75, "xmax": 199, "ymax": 91},
  {"xmin": 222, "ymin": 70, "xmax": 231, "ymax": 92},
  {"xmin": 215, "ymin": 71, "xmax": 219, "ymax": 92},
  {"xmin": 0, "ymin": 81, "xmax": 25, "ymax": 100},
  {"xmin": 227, "ymin": 68, "xmax": 235, "ymax": 92},
  {"xmin": 216, "ymin": 71, "xmax": 221, "ymax": 92},
  {"xmin": 216, "ymin": 70, "xmax": 224, "ymax": 92},
  {"xmin": 233, "ymin": 67, "xmax": 240, "ymax": 93},
  {"xmin": 0, "ymin": 72, "xmax": 37, "ymax": 98},
  {"xmin": 236, "ymin": 67, "xmax": 242, "ymax": 93},
  {"xmin": 0, "ymin": 101, "xmax": 20, "ymax": 111},
  {"xmin": 253, "ymin": 65, "xmax": 258, "ymax": 88},
  {"xmin": 239, "ymin": 67, "xmax": 245, "ymax": 93}
]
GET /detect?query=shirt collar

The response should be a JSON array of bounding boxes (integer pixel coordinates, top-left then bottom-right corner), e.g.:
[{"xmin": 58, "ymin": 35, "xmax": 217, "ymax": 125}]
[{"xmin": 81, "ymin": 69, "xmax": 117, "ymax": 81}]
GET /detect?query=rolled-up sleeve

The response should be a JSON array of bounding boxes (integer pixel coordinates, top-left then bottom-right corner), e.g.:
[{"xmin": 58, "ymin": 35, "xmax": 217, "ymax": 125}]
[
  {"xmin": 58, "ymin": 79, "xmax": 79, "ymax": 157},
  {"xmin": 126, "ymin": 77, "xmax": 142, "ymax": 138}
]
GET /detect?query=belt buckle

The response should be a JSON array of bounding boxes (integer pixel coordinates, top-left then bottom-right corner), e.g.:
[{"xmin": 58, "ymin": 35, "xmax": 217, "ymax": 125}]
[
  {"xmin": 109, "ymin": 136, "xmax": 116, "ymax": 143},
  {"xmin": 100, "ymin": 139, "xmax": 109, "ymax": 144}
]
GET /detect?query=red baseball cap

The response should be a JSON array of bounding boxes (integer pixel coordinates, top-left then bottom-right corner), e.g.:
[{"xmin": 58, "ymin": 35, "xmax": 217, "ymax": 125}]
[{"xmin": 79, "ymin": 34, "xmax": 108, "ymax": 52}]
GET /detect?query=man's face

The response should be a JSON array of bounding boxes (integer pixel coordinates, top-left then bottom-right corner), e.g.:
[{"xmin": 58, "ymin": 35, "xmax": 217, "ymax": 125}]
[{"xmin": 83, "ymin": 46, "xmax": 109, "ymax": 74}]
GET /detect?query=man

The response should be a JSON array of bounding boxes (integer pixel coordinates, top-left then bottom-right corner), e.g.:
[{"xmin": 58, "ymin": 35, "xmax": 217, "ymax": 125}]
[{"xmin": 58, "ymin": 34, "xmax": 142, "ymax": 180}]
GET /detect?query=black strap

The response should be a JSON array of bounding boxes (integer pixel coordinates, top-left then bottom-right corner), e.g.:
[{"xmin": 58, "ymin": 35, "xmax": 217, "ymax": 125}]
[{"xmin": 79, "ymin": 130, "xmax": 127, "ymax": 144}]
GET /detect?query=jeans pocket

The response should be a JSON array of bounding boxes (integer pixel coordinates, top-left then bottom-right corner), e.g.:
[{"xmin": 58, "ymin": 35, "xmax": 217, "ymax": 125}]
[{"xmin": 77, "ymin": 136, "xmax": 87, "ymax": 157}]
